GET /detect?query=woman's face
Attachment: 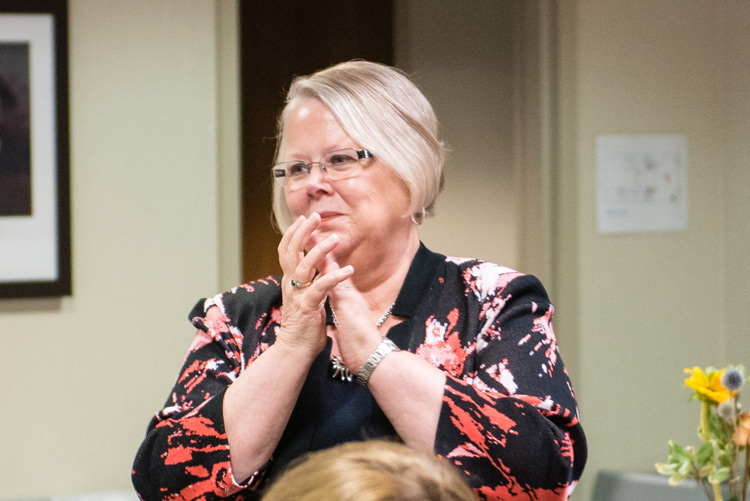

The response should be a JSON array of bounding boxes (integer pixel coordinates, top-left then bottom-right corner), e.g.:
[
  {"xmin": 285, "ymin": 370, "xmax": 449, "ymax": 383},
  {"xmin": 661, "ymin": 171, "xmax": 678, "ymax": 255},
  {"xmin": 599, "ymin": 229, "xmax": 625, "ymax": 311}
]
[{"xmin": 282, "ymin": 98, "xmax": 413, "ymax": 261}]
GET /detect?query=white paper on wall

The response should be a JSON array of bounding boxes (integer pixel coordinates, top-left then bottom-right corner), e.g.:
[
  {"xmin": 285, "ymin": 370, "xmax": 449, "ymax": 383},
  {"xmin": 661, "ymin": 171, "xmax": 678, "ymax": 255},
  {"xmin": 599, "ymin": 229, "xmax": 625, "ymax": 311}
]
[{"xmin": 596, "ymin": 134, "xmax": 688, "ymax": 233}]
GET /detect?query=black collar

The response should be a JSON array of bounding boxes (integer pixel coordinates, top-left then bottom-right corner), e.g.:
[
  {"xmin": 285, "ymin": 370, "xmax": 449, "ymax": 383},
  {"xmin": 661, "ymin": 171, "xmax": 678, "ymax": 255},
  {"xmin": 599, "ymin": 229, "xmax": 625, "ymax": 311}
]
[
  {"xmin": 324, "ymin": 243, "xmax": 445, "ymax": 346},
  {"xmin": 391, "ymin": 242, "xmax": 444, "ymax": 318}
]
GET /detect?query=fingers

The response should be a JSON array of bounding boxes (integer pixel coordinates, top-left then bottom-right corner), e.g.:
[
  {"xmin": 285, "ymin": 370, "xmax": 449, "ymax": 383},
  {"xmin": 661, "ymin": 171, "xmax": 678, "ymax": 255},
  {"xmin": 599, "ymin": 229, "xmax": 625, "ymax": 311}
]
[
  {"xmin": 278, "ymin": 214, "xmax": 353, "ymax": 314},
  {"xmin": 313, "ymin": 264, "xmax": 354, "ymax": 293},
  {"xmin": 275, "ymin": 213, "xmax": 354, "ymax": 358},
  {"xmin": 285, "ymin": 233, "xmax": 341, "ymax": 293},
  {"xmin": 301, "ymin": 233, "xmax": 339, "ymax": 276},
  {"xmin": 277, "ymin": 214, "xmax": 305, "ymax": 254},
  {"xmin": 279, "ymin": 213, "xmax": 349, "ymax": 293},
  {"xmin": 288, "ymin": 213, "xmax": 320, "ymax": 257},
  {"xmin": 288, "ymin": 265, "xmax": 353, "ymax": 310},
  {"xmin": 321, "ymin": 256, "xmax": 356, "ymax": 295},
  {"xmin": 276, "ymin": 263, "xmax": 353, "ymax": 356},
  {"xmin": 278, "ymin": 214, "xmax": 319, "ymax": 270},
  {"xmin": 279, "ymin": 214, "xmax": 319, "ymax": 286}
]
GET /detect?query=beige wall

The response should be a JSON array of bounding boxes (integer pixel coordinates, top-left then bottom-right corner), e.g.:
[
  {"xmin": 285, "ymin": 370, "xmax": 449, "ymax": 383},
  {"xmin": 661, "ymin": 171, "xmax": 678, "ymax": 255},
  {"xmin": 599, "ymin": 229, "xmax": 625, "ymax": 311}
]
[
  {"xmin": 395, "ymin": 0, "xmax": 559, "ymax": 292},
  {"xmin": 1, "ymin": 1, "xmax": 749, "ymax": 499},
  {"xmin": 395, "ymin": 1, "xmax": 524, "ymax": 272},
  {"xmin": 723, "ymin": 1, "xmax": 750, "ymax": 364},
  {"xmin": 557, "ymin": 1, "xmax": 750, "ymax": 499},
  {"xmin": 401, "ymin": 1, "xmax": 750, "ymax": 500},
  {"xmin": 0, "ymin": 0, "xmax": 238, "ymax": 496}
]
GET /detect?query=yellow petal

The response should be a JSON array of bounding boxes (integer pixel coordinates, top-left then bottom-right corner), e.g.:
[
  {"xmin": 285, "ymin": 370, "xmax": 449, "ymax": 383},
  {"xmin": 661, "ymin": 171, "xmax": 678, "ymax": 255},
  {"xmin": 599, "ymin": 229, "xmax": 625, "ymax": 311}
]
[
  {"xmin": 709, "ymin": 369, "xmax": 725, "ymax": 391},
  {"xmin": 684, "ymin": 367, "xmax": 708, "ymax": 389}
]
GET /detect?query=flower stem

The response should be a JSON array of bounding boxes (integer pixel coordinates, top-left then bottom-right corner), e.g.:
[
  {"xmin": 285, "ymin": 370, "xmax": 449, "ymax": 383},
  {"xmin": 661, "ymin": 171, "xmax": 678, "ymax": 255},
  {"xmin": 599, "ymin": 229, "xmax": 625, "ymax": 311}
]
[
  {"xmin": 693, "ymin": 464, "xmax": 714, "ymax": 501},
  {"xmin": 699, "ymin": 479, "xmax": 714, "ymax": 501},
  {"xmin": 743, "ymin": 447, "xmax": 749, "ymax": 501},
  {"xmin": 732, "ymin": 442, "xmax": 740, "ymax": 501},
  {"xmin": 713, "ymin": 481, "xmax": 723, "ymax": 501},
  {"xmin": 701, "ymin": 401, "xmax": 711, "ymax": 442}
]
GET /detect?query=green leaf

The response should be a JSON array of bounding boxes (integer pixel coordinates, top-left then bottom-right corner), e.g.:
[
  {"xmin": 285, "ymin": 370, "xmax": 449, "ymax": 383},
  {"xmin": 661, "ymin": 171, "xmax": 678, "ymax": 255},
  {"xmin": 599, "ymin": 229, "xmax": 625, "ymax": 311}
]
[
  {"xmin": 676, "ymin": 458, "xmax": 693, "ymax": 476},
  {"xmin": 718, "ymin": 449, "xmax": 733, "ymax": 468},
  {"xmin": 655, "ymin": 462, "xmax": 678, "ymax": 476},
  {"xmin": 678, "ymin": 443, "xmax": 698, "ymax": 461},
  {"xmin": 707, "ymin": 411, "xmax": 733, "ymax": 442},
  {"xmin": 667, "ymin": 474, "xmax": 688, "ymax": 486},
  {"xmin": 708, "ymin": 466, "xmax": 730, "ymax": 484},
  {"xmin": 696, "ymin": 441, "xmax": 714, "ymax": 466},
  {"xmin": 666, "ymin": 441, "xmax": 692, "ymax": 464},
  {"xmin": 668, "ymin": 440, "xmax": 685, "ymax": 455},
  {"xmin": 698, "ymin": 464, "xmax": 714, "ymax": 478}
]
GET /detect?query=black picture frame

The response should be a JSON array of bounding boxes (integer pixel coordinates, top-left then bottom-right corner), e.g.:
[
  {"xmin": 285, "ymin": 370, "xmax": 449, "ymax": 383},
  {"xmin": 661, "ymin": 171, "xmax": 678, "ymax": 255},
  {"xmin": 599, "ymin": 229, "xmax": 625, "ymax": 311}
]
[{"xmin": 0, "ymin": 0, "xmax": 70, "ymax": 298}]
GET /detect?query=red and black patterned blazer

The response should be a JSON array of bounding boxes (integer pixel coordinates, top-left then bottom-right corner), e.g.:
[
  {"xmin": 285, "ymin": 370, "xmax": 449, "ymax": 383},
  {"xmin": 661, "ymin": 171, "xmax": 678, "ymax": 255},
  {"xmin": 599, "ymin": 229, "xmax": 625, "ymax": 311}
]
[{"xmin": 132, "ymin": 244, "xmax": 586, "ymax": 500}]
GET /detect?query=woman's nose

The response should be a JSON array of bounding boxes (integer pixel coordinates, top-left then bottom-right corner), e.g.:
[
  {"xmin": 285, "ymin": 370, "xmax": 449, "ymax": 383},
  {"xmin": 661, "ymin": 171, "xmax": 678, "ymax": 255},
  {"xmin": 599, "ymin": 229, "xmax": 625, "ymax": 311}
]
[{"xmin": 303, "ymin": 163, "xmax": 333, "ymax": 193}]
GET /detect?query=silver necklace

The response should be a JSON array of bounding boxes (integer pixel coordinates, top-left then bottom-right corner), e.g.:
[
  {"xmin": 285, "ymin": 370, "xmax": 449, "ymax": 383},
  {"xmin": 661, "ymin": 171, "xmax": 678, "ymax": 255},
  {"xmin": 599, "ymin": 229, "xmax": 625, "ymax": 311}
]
[{"xmin": 329, "ymin": 302, "xmax": 396, "ymax": 382}]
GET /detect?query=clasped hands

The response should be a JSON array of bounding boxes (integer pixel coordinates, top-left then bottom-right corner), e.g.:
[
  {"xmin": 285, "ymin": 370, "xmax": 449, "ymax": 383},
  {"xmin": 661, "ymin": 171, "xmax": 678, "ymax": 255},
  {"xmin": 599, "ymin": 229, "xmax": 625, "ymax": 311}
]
[{"xmin": 277, "ymin": 213, "xmax": 381, "ymax": 374}]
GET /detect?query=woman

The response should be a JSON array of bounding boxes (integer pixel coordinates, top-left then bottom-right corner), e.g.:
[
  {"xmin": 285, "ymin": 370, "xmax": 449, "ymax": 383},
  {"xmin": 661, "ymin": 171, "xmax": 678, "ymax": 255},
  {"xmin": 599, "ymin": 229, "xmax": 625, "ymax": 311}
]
[
  {"xmin": 261, "ymin": 440, "xmax": 477, "ymax": 501},
  {"xmin": 132, "ymin": 60, "xmax": 586, "ymax": 500}
]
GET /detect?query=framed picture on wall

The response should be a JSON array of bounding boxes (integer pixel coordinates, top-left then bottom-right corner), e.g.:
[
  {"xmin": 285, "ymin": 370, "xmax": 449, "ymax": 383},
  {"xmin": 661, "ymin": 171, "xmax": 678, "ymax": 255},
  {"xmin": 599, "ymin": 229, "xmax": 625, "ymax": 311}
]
[{"xmin": 0, "ymin": 0, "xmax": 71, "ymax": 298}]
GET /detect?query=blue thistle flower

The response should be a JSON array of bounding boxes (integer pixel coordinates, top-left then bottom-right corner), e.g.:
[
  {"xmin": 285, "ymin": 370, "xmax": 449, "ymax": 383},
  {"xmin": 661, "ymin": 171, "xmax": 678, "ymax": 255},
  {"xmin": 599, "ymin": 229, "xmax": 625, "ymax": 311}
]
[{"xmin": 721, "ymin": 367, "xmax": 745, "ymax": 391}]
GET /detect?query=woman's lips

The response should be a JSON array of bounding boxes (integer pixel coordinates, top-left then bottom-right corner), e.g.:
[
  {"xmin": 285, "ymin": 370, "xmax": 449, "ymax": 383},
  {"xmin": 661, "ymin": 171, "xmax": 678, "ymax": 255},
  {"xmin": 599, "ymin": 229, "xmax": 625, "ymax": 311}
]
[{"xmin": 317, "ymin": 211, "xmax": 342, "ymax": 222}]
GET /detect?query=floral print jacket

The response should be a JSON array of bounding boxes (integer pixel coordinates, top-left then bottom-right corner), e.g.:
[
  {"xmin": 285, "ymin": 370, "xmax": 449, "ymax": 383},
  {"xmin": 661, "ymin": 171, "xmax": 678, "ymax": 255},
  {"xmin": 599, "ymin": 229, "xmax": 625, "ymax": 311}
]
[{"xmin": 132, "ymin": 244, "xmax": 586, "ymax": 500}]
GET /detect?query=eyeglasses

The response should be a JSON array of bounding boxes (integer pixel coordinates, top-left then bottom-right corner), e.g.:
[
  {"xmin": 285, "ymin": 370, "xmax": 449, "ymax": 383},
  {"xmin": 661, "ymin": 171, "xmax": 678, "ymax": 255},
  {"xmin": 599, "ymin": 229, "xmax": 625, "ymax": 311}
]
[{"xmin": 272, "ymin": 148, "xmax": 373, "ymax": 190}]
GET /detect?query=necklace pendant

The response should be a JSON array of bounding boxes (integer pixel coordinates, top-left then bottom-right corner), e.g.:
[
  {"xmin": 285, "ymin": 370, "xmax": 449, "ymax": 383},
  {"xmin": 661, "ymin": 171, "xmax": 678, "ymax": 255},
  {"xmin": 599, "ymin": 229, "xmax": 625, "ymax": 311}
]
[
  {"xmin": 330, "ymin": 356, "xmax": 354, "ymax": 382},
  {"xmin": 328, "ymin": 300, "xmax": 396, "ymax": 383}
]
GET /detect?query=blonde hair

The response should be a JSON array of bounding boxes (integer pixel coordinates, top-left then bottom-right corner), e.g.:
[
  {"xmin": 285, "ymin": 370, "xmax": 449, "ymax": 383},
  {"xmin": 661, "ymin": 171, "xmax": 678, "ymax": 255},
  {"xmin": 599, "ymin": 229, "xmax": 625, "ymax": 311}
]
[
  {"xmin": 261, "ymin": 441, "xmax": 475, "ymax": 501},
  {"xmin": 272, "ymin": 60, "xmax": 446, "ymax": 231}
]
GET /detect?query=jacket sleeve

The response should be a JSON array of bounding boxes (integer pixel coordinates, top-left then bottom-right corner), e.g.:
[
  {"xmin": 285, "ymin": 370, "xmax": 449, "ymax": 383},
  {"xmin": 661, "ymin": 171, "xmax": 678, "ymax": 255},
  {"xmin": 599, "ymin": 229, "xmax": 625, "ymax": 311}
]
[
  {"xmin": 423, "ymin": 270, "xmax": 586, "ymax": 500},
  {"xmin": 131, "ymin": 296, "xmax": 267, "ymax": 500}
]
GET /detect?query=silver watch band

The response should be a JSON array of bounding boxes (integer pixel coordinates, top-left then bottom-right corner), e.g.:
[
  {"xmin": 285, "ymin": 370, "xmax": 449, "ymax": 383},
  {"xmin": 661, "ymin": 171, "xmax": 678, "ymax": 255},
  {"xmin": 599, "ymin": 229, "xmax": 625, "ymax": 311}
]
[{"xmin": 357, "ymin": 337, "xmax": 399, "ymax": 386}]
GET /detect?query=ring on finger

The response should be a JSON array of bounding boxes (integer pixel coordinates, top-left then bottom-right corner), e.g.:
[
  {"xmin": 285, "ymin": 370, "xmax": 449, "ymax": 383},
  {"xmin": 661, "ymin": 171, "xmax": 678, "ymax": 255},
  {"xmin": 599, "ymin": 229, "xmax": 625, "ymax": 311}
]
[{"xmin": 291, "ymin": 278, "xmax": 313, "ymax": 288}]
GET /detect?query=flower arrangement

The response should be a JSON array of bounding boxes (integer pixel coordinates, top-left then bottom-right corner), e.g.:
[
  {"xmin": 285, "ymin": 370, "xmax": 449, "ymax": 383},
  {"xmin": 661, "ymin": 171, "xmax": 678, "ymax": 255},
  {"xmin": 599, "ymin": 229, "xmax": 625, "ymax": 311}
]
[{"xmin": 656, "ymin": 365, "xmax": 750, "ymax": 501}]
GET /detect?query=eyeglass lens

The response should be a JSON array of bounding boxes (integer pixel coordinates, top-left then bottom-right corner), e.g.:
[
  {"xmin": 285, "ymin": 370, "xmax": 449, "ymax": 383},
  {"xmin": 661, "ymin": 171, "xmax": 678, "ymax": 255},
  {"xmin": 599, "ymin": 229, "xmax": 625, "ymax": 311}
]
[{"xmin": 275, "ymin": 148, "xmax": 367, "ymax": 188}]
